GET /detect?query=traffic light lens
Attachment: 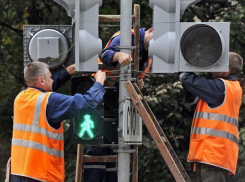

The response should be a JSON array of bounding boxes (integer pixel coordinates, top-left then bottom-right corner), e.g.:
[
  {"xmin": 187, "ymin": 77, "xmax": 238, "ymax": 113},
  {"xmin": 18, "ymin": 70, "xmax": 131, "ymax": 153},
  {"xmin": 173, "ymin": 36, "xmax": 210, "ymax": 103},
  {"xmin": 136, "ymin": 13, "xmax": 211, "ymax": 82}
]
[
  {"xmin": 75, "ymin": 114, "xmax": 98, "ymax": 140},
  {"xmin": 181, "ymin": 24, "xmax": 222, "ymax": 68}
]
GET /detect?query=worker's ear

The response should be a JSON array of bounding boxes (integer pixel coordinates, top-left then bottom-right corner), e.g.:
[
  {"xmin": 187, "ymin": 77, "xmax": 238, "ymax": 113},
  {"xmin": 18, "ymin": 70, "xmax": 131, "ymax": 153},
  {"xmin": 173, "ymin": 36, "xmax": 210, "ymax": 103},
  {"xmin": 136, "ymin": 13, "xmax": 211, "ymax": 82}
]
[{"xmin": 38, "ymin": 77, "xmax": 45, "ymax": 85}]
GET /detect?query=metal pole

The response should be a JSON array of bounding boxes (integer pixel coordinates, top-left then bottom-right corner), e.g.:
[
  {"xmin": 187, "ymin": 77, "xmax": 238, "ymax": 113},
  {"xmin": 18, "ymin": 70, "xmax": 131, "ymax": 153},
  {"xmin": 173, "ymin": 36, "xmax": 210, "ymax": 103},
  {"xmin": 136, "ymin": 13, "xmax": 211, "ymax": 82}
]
[{"xmin": 118, "ymin": 0, "xmax": 132, "ymax": 182}]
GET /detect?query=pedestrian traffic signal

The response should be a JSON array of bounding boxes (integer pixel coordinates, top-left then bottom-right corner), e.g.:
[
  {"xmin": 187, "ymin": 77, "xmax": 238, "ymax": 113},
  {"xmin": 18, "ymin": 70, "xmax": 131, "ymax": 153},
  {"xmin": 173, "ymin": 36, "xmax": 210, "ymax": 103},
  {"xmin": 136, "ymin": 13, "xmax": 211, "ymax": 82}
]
[
  {"xmin": 70, "ymin": 76, "xmax": 119, "ymax": 145},
  {"xmin": 149, "ymin": 0, "xmax": 230, "ymax": 73},
  {"xmin": 75, "ymin": 114, "xmax": 97, "ymax": 140}
]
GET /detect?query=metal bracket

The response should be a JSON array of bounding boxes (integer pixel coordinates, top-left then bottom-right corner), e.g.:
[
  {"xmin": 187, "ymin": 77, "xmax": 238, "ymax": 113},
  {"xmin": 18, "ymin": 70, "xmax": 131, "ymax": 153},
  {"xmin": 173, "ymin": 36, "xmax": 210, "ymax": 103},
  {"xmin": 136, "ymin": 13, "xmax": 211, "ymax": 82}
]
[
  {"xmin": 115, "ymin": 149, "xmax": 136, "ymax": 153},
  {"xmin": 118, "ymin": 96, "xmax": 131, "ymax": 104},
  {"xmin": 115, "ymin": 45, "xmax": 136, "ymax": 50}
]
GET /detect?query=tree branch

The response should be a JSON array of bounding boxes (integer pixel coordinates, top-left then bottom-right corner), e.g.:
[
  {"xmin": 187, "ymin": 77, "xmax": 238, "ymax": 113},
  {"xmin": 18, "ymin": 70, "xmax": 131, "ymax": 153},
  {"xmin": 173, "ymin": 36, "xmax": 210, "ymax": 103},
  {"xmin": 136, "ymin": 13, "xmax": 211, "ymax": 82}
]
[
  {"xmin": 0, "ymin": 22, "xmax": 23, "ymax": 37},
  {"xmin": 41, "ymin": 0, "xmax": 53, "ymax": 13},
  {"xmin": 189, "ymin": 7, "xmax": 208, "ymax": 22}
]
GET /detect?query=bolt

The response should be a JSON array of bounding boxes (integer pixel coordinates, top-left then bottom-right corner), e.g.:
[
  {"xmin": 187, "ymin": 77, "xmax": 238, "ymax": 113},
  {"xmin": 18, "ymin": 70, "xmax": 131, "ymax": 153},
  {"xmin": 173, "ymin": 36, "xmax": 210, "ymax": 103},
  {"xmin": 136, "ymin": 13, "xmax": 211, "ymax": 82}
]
[
  {"xmin": 117, "ymin": 128, "xmax": 122, "ymax": 131},
  {"xmin": 135, "ymin": 101, "xmax": 139, "ymax": 105}
]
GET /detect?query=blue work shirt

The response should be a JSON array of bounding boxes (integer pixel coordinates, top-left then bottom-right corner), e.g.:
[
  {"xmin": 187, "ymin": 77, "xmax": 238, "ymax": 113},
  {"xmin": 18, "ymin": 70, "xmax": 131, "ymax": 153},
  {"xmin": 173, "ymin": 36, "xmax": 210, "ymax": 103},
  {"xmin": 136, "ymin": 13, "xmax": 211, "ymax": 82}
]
[
  {"xmin": 30, "ymin": 68, "xmax": 106, "ymax": 129},
  {"xmin": 101, "ymin": 28, "xmax": 150, "ymax": 71},
  {"xmin": 180, "ymin": 72, "xmax": 238, "ymax": 108}
]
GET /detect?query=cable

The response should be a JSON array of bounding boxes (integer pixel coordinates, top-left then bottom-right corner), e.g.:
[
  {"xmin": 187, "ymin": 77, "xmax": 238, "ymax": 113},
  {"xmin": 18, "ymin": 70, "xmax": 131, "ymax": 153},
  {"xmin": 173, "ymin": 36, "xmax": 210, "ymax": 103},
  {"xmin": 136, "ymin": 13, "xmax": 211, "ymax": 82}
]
[
  {"xmin": 131, "ymin": 70, "xmax": 152, "ymax": 79},
  {"xmin": 48, "ymin": 43, "xmax": 75, "ymax": 63},
  {"xmin": 106, "ymin": 78, "xmax": 118, "ymax": 83}
]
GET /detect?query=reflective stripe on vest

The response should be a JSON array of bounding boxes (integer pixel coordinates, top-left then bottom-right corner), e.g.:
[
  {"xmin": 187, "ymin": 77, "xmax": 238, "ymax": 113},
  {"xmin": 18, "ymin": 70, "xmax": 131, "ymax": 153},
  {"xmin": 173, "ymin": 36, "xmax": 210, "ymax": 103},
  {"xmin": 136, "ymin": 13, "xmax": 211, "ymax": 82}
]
[
  {"xmin": 191, "ymin": 127, "xmax": 239, "ymax": 145},
  {"xmin": 194, "ymin": 112, "xmax": 239, "ymax": 128},
  {"xmin": 13, "ymin": 123, "xmax": 64, "ymax": 141},
  {"xmin": 12, "ymin": 139, "xmax": 64, "ymax": 158}
]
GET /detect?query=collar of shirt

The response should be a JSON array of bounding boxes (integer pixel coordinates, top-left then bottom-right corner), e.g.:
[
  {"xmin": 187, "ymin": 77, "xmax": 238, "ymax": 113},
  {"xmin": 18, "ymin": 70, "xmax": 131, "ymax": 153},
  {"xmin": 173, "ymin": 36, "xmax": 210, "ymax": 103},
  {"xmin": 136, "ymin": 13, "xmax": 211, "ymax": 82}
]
[
  {"xmin": 222, "ymin": 75, "xmax": 238, "ymax": 81},
  {"xmin": 27, "ymin": 86, "xmax": 46, "ymax": 92}
]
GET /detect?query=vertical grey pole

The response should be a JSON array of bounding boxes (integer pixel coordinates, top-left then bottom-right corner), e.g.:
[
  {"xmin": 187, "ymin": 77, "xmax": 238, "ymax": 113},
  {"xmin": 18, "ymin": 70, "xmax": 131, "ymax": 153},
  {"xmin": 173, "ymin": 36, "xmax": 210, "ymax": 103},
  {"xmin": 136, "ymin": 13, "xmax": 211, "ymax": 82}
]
[{"xmin": 118, "ymin": 0, "xmax": 132, "ymax": 182}]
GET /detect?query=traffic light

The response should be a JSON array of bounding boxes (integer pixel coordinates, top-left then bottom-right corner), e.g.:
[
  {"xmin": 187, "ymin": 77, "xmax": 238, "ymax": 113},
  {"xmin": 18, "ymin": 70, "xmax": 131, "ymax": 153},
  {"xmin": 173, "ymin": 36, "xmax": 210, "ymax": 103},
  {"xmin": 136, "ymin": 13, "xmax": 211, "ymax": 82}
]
[
  {"xmin": 52, "ymin": 0, "xmax": 102, "ymax": 72},
  {"xmin": 70, "ymin": 76, "xmax": 119, "ymax": 145},
  {"xmin": 149, "ymin": 0, "xmax": 230, "ymax": 73},
  {"xmin": 74, "ymin": 0, "xmax": 102, "ymax": 72}
]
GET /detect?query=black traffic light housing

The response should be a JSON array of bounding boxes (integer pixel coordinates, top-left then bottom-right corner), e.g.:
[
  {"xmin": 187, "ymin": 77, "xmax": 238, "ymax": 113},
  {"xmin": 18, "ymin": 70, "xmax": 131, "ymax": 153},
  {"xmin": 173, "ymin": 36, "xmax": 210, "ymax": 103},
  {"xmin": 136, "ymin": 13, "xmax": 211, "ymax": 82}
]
[{"xmin": 70, "ymin": 76, "xmax": 118, "ymax": 145}]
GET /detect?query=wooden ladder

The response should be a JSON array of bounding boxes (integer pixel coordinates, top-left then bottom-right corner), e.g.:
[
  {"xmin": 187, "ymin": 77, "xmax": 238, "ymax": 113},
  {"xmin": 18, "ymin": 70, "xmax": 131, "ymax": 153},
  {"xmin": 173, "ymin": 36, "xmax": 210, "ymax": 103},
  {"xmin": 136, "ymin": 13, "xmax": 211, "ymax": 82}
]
[{"xmin": 124, "ymin": 81, "xmax": 192, "ymax": 182}]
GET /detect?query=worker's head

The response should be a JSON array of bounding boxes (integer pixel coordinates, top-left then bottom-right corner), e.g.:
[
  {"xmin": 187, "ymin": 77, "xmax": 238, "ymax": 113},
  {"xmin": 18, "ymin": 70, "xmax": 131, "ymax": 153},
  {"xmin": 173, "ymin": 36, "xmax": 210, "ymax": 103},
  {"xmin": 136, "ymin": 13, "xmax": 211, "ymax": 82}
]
[
  {"xmin": 229, "ymin": 52, "xmax": 243, "ymax": 75},
  {"xmin": 144, "ymin": 27, "xmax": 153, "ymax": 51},
  {"xmin": 24, "ymin": 62, "xmax": 54, "ymax": 91},
  {"xmin": 212, "ymin": 52, "xmax": 243, "ymax": 78}
]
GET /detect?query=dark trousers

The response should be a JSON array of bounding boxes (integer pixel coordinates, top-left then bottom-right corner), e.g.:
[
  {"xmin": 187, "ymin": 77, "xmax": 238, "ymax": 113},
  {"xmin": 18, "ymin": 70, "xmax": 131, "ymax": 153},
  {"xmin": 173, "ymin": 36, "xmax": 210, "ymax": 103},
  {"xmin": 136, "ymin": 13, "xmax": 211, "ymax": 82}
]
[
  {"xmin": 11, "ymin": 175, "xmax": 40, "ymax": 182},
  {"xmin": 84, "ymin": 147, "xmax": 117, "ymax": 182},
  {"xmin": 196, "ymin": 163, "xmax": 230, "ymax": 182}
]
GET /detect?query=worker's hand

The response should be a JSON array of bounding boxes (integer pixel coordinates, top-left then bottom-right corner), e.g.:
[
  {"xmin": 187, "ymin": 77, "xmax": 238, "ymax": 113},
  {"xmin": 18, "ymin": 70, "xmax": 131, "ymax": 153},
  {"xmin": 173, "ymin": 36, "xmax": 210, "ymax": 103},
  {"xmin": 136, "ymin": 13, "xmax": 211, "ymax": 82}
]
[
  {"xmin": 113, "ymin": 52, "xmax": 132, "ymax": 66},
  {"xmin": 94, "ymin": 70, "xmax": 106, "ymax": 85},
  {"xmin": 137, "ymin": 77, "xmax": 144, "ymax": 90},
  {"xmin": 66, "ymin": 64, "xmax": 76, "ymax": 75}
]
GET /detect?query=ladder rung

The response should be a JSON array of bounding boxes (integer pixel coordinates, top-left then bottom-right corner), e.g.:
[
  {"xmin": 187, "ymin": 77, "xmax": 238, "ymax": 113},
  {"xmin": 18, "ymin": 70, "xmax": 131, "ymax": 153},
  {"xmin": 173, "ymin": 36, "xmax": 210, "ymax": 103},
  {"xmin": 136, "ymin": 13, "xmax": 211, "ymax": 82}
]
[{"xmin": 83, "ymin": 155, "xmax": 117, "ymax": 163}]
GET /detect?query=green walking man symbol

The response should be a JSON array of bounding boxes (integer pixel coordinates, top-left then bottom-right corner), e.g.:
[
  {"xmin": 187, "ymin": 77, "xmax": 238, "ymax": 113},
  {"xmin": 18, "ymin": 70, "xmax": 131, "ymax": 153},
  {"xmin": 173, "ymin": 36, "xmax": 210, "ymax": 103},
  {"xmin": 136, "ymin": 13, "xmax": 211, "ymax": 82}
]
[{"xmin": 79, "ymin": 114, "xmax": 95, "ymax": 139}]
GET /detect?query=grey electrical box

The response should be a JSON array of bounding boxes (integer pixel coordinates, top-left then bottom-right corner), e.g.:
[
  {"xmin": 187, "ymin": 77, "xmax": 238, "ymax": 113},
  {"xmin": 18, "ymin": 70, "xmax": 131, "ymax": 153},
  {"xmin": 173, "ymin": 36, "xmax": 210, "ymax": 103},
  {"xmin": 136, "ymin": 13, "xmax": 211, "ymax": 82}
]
[{"xmin": 23, "ymin": 25, "xmax": 74, "ymax": 70}]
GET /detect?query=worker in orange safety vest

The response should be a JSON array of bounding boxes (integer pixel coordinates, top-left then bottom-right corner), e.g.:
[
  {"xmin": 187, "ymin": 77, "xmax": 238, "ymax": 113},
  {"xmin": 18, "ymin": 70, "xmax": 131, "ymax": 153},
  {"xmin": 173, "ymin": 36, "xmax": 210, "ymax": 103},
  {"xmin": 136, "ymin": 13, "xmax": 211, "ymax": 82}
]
[
  {"xmin": 179, "ymin": 52, "xmax": 243, "ymax": 182},
  {"xmin": 11, "ymin": 62, "xmax": 106, "ymax": 182}
]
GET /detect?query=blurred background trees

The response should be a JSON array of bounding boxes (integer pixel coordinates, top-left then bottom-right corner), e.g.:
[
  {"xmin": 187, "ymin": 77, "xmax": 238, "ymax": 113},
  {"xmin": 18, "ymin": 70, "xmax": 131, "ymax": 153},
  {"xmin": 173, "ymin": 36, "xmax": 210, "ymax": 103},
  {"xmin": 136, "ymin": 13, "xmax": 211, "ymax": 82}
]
[{"xmin": 0, "ymin": 0, "xmax": 245, "ymax": 181}]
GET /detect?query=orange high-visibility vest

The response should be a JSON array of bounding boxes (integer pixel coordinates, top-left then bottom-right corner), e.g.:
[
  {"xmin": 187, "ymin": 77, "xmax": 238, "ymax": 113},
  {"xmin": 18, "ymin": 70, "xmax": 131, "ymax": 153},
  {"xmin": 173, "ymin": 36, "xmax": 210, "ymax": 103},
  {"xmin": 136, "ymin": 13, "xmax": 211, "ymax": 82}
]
[
  {"xmin": 11, "ymin": 88, "xmax": 64, "ymax": 182},
  {"xmin": 99, "ymin": 29, "xmax": 152, "ymax": 78},
  {"xmin": 187, "ymin": 79, "xmax": 242, "ymax": 175}
]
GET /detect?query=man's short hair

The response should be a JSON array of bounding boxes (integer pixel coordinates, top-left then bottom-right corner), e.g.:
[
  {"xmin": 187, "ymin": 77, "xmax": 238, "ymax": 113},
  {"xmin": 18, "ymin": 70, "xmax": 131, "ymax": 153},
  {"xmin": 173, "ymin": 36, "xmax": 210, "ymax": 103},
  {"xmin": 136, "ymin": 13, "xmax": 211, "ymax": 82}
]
[
  {"xmin": 24, "ymin": 62, "xmax": 49, "ymax": 86},
  {"xmin": 229, "ymin": 52, "xmax": 243, "ymax": 75}
]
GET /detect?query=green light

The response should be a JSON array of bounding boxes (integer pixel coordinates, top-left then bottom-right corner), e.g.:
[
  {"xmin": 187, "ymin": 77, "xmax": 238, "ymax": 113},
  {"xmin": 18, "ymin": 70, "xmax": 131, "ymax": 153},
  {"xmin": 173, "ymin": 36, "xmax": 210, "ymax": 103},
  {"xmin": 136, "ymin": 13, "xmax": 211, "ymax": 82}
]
[
  {"xmin": 75, "ymin": 114, "xmax": 98, "ymax": 140},
  {"xmin": 79, "ymin": 115, "xmax": 95, "ymax": 138}
]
